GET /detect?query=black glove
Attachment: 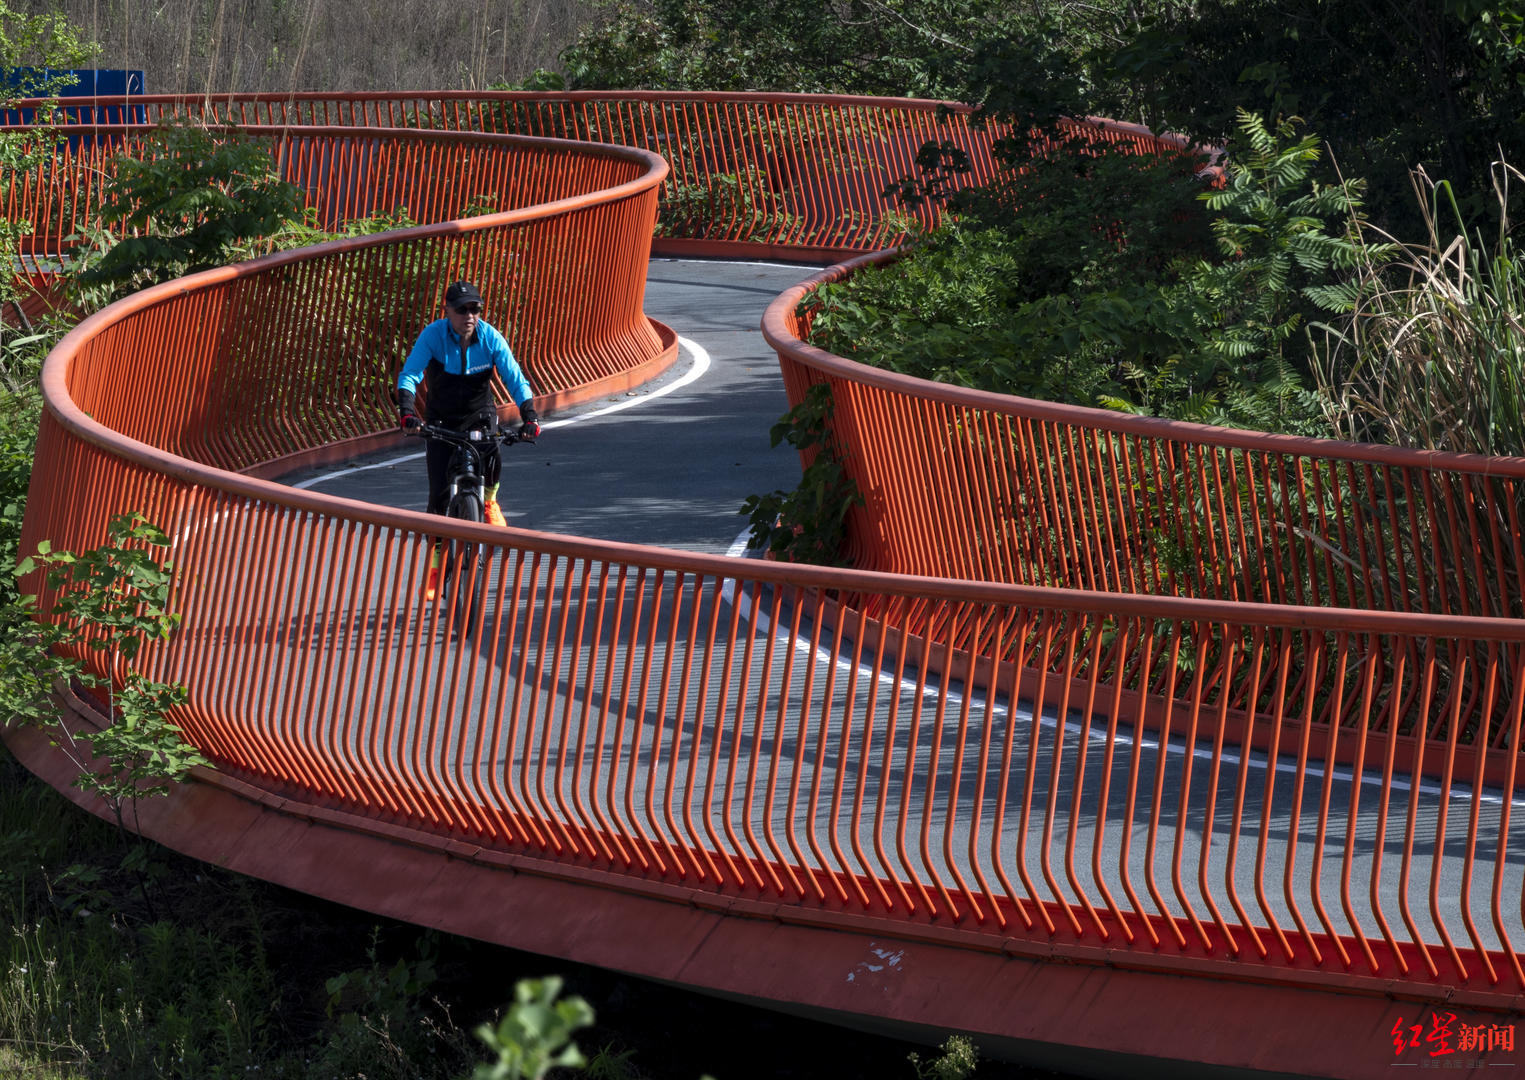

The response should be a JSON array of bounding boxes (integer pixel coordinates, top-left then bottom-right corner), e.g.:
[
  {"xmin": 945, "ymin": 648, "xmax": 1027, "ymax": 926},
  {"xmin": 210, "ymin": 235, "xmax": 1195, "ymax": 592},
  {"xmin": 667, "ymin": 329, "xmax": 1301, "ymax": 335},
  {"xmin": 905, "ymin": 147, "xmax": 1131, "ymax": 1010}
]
[
  {"xmin": 517, "ymin": 405, "xmax": 540, "ymax": 440},
  {"xmin": 400, "ymin": 411, "xmax": 421, "ymax": 432}
]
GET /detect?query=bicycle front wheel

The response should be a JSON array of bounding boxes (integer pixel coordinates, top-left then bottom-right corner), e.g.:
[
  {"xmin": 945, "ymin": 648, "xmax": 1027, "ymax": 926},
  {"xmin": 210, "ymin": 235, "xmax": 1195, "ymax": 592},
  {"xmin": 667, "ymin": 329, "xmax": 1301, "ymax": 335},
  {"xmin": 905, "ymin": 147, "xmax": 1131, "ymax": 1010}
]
[{"xmin": 446, "ymin": 492, "xmax": 486, "ymax": 634}]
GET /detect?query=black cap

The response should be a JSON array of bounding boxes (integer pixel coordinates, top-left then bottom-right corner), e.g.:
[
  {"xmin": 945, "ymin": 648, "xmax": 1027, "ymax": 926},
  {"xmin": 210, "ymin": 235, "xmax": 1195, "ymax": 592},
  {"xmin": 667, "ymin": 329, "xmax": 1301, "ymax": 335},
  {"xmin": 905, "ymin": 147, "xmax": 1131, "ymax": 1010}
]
[{"xmin": 445, "ymin": 281, "xmax": 483, "ymax": 310}]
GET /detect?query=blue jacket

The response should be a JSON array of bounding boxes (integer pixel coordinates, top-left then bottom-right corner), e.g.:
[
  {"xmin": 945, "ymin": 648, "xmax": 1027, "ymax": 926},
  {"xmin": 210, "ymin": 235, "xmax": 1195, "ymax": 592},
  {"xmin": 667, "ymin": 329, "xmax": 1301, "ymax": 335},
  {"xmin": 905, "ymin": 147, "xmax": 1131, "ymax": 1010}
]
[{"xmin": 397, "ymin": 318, "xmax": 534, "ymax": 422}]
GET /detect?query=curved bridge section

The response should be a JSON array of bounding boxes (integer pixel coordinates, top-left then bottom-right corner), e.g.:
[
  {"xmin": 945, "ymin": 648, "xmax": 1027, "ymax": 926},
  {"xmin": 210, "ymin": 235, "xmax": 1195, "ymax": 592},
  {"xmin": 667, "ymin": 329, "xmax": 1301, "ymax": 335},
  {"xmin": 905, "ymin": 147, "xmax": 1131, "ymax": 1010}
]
[{"xmin": 9, "ymin": 93, "xmax": 1524, "ymax": 1079}]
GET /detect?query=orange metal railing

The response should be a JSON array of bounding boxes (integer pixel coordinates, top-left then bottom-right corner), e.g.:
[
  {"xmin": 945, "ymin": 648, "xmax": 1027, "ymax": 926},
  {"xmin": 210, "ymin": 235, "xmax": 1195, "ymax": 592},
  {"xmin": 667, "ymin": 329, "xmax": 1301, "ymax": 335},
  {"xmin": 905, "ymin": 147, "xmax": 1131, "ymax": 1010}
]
[
  {"xmin": 19, "ymin": 91, "xmax": 1201, "ymax": 258},
  {"xmin": 8, "ymin": 124, "xmax": 669, "ymax": 429},
  {"xmin": 764, "ymin": 252, "xmax": 1525, "ymax": 783},
  {"xmin": 11, "ymin": 95, "xmax": 1525, "ymax": 1011}
]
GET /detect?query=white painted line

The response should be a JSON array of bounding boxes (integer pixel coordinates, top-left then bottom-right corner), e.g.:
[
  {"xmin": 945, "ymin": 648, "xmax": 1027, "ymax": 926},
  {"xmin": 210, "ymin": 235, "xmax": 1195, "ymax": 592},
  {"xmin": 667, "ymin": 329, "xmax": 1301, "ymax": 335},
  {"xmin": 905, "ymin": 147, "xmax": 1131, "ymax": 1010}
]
[
  {"xmin": 544, "ymin": 334, "xmax": 711, "ymax": 429},
  {"xmin": 725, "ymin": 526, "xmax": 754, "ymax": 559},
  {"xmin": 292, "ymin": 449, "xmax": 428, "ymax": 489},
  {"xmin": 293, "ymin": 334, "xmax": 712, "ymax": 491}
]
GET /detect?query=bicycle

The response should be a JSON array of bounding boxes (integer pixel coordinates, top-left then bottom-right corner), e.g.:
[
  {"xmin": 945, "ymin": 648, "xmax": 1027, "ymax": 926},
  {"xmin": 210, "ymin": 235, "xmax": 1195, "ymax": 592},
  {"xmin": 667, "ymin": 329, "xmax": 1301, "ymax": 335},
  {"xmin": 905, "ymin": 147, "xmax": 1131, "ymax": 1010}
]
[{"xmin": 405, "ymin": 418, "xmax": 534, "ymax": 634}]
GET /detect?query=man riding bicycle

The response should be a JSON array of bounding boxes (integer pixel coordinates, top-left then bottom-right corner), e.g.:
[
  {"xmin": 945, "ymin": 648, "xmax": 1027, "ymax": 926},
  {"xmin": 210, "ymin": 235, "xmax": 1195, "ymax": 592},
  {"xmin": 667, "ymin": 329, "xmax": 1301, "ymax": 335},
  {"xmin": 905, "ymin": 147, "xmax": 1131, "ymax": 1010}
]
[{"xmin": 397, "ymin": 280, "xmax": 540, "ymax": 598}]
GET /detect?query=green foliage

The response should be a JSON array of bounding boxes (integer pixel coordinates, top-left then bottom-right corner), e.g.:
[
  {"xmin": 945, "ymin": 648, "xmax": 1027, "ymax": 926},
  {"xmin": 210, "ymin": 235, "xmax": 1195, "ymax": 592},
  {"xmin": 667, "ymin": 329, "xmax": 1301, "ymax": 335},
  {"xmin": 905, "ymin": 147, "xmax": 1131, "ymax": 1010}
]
[
  {"xmin": 811, "ymin": 111, "xmax": 1382, "ymax": 436},
  {"xmin": 0, "ymin": 742, "xmax": 503, "ymax": 1080},
  {"xmin": 66, "ymin": 118, "xmax": 304, "ymax": 308},
  {"xmin": 908, "ymin": 1034, "xmax": 979, "ymax": 1080},
  {"xmin": 0, "ymin": 2, "xmax": 98, "ymax": 306},
  {"xmin": 314, "ymin": 930, "xmax": 475, "ymax": 1080},
  {"xmin": 948, "ymin": 139, "xmax": 1214, "ymax": 297},
  {"xmin": 0, "ymin": 747, "xmax": 282, "ymax": 1078},
  {"xmin": 1108, "ymin": 111, "xmax": 1385, "ymax": 432},
  {"xmin": 558, "ymin": 0, "xmax": 1072, "ymax": 97},
  {"xmin": 1187, "ymin": 111, "xmax": 1385, "ymax": 368},
  {"xmin": 583, "ymin": 1043, "xmax": 640, "ymax": 1080},
  {"xmin": 470, "ymin": 976, "xmax": 594, "ymax": 1080},
  {"xmin": 21, "ymin": 515, "xmax": 181, "ymax": 659},
  {"xmin": 0, "ymin": 321, "xmax": 62, "ymax": 610},
  {"xmin": 658, "ymin": 169, "xmax": 797, "ymax": 242},
  {"xmin": 260, "ymin": 203, "xmax": 421, "ymax": 251},
  {"xmin": 490, "ymin": 68, "xmax": 569, "ymax": 92},
  {"xmin": 8, "ymin": 514, "xmax": 208, "ymax": 836},
  {"xmin": 1101, "ymin": 0, "xmax": 1525, "ymax": 234},
  {"xmin": 741, "ymin": 384, "xmax": 864, "ymax": 565},
  {"xmin": 554, "ymin": 0, "xmax": 1523, "ymax": 240},
  {"xmin": 0, "ymin": 3, "xmax": 96, "ymax": 100}
]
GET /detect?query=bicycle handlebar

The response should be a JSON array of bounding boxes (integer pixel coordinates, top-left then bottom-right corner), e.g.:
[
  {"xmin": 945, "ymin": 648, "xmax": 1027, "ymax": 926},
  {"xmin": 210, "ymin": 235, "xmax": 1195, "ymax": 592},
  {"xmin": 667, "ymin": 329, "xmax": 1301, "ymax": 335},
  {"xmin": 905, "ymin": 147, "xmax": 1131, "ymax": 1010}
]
[{"xmin": 405, "ymin": 421, "xmax": 536, "ymax": 446}]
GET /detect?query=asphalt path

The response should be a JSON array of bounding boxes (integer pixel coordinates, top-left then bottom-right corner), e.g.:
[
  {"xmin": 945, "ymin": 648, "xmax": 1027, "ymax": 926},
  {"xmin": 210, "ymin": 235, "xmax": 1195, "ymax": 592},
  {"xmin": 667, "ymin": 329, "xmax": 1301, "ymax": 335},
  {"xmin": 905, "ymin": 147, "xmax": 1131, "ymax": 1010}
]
[
  {"xmin": 283, "ymin": 257, "xmax": 810, "ymax": 551},
  {"xmin": 270, "ymin": 257, "xmax": 1525, "ymax": 963}
]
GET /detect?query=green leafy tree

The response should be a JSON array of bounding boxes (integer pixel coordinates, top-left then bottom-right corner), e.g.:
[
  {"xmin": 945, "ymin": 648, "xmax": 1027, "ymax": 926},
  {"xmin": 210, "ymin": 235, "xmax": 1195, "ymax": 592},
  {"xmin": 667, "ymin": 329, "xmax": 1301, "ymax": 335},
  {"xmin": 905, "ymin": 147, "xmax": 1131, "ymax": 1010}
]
[
  {"xmin": 1102, "ymin": 0, "xmax": 1525, "ymax": 232},
  {"xmin": 0, "ymin": 3, "xmax": 98, "ymax": 307},
  {"xmin": 0, "ymin": 322, "xmax": 65, "ymax": 592},
  {"xmin": 1184, "ymin": 111, "xmax": 1382, "ymax": 369},
  {"xmin": 67, "ymin": 118, "xmax": 303, "ymax": 308},
  {"xmin": 558, "ymin": 0, "xmax": 1113, "ymax": 98},
  {"xmin": 806, "ymin": 111, "xmax": 1385, "ymax": 436},
  {"xmin": 8, "ymin": 513, "xmax": 208, "ymax": 838},
  {"xmin": 1077, "ymin": 109, "xmax": 1392, "ymax": 432}
]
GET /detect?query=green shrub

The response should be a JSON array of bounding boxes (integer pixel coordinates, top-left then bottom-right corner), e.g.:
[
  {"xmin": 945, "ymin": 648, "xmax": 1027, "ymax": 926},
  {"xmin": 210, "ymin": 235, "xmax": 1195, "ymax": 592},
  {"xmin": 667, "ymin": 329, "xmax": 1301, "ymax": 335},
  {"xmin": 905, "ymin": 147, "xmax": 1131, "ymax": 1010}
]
[
  {"xmin": 66, "ymin": 119, "xmax": 304, "ymax": 309},
  {"xmin": 740, "ymin": 384, "xmax": 864, "ymax": 565},
  {"xmin": 471, "ymin": 976, "xmax": 593, "ymax": 1080},
  {"xmin": 807, "ymin": 111, "xmax": 1380, "ymax": 437},
  {"xmin": 10, "ymin": 515, "xmax": 208, "ymax": 839},
  {"xmin": 908, "ymin": 1034, "xmax": 979, "ymax": 1080}
]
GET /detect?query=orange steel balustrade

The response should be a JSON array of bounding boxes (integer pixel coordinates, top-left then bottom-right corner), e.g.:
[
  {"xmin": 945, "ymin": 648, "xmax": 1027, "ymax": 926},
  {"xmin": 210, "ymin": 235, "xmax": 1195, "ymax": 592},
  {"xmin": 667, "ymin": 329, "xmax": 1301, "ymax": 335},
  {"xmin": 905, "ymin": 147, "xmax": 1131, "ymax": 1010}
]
[
  {"xmin": 765, "ymin": 251, "xmax": 1525, "ymax": 785},
  {"xmin": 19, "ymin": 91, "xmax": 1202, "ymax": 259},
  {"xmin": 21, "ymin": 378, "xmax": 1525, "ymax": 1008},
  {"xmin": 10, "ymin": 97, "xmax": 1525, "ymax": 1042},
  {"xmin": 6, "ymin": 123, "xmax": 671, "ymax": 432}
]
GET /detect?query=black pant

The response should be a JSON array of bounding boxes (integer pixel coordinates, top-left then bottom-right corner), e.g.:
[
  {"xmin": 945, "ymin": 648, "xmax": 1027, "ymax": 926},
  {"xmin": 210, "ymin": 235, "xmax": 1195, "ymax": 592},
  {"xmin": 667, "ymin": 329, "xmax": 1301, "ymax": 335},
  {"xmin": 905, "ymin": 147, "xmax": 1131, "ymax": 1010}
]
[{"xmin": 425, "ymin": 412, "xmax": 501, "ymax": 516}]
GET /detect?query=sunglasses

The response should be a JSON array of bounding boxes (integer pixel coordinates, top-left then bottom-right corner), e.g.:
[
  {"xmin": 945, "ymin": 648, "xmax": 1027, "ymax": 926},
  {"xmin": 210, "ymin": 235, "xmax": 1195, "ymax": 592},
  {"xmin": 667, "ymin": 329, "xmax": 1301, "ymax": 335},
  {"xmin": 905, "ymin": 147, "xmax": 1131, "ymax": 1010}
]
[{"xmin": 452, "ymin": 303, "xmax": 483, "ymax": 316}]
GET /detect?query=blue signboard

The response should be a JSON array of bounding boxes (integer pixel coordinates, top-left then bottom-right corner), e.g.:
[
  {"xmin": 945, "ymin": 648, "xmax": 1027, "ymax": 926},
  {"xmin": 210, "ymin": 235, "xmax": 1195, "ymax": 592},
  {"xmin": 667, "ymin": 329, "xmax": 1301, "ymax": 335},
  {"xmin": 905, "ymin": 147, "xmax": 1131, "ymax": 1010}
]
[{"xmin": 2, "ymin": 68, "xmax": 147, "ymax": 126}]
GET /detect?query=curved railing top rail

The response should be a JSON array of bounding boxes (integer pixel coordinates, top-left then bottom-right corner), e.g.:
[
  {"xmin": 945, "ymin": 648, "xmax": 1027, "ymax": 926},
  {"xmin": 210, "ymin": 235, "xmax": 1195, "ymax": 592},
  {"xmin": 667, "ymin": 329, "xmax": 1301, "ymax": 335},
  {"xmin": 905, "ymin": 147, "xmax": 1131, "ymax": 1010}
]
[
  {"xmin": 23, "ymin": 90, "xmax": 1211, "ymax": 171},
  {"xmin": 763, "ymin": 250, "xmax": 1525, "ymax": 482},
  {"xmin": 24, "ymin": 123, "xmax": 672, "ymax": 475},
  {"xmin": 15, "ymin": 87, "xmax": 1181, "ymax": 124}
]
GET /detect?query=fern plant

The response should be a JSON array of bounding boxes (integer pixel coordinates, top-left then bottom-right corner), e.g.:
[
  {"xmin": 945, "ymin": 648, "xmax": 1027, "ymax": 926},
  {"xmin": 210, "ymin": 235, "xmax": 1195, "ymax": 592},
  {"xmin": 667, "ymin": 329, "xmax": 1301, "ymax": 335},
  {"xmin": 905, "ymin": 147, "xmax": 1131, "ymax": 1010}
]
[{"xmin": 1188, "ymin": 109, "xmax": 1387, "ymax": 371}]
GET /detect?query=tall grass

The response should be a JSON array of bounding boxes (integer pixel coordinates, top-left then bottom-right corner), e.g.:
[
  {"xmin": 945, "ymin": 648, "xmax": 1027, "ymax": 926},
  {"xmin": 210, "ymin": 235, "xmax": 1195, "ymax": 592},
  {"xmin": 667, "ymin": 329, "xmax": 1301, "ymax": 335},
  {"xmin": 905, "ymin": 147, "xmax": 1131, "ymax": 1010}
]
[{"xmin": 1315, "ymin": 160, "xmax": 1525, "ymax": 456}]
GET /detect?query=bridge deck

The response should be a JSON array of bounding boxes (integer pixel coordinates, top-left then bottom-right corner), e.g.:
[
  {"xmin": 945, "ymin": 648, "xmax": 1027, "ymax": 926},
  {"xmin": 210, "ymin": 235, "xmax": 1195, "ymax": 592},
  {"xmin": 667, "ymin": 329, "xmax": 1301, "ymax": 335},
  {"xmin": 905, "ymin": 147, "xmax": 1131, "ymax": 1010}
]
[{"xmin": 255, "ymin": 259, "xmax": 1524, "ymax": 966}]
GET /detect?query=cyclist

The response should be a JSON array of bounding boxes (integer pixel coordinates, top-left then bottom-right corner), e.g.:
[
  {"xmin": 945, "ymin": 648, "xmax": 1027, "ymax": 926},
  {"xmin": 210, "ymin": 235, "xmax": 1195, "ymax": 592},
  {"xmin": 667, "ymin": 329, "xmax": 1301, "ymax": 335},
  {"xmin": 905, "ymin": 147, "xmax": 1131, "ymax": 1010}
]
[{"xmin": 397, "ymin": 280, "xmax": 540, "ymax": 599}]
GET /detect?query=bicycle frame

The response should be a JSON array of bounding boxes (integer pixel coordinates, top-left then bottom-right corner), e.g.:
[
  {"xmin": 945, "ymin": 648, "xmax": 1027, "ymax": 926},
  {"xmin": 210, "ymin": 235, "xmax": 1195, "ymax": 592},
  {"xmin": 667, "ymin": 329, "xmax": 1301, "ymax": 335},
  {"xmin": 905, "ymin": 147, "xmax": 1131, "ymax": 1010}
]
[{"xmin": 405, "ymin": 419, "xmax": 532, "ymax": 635}]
